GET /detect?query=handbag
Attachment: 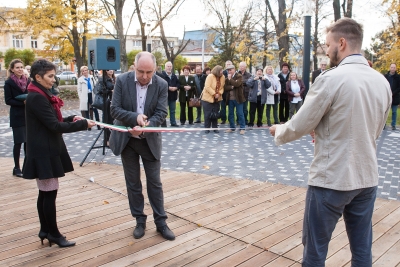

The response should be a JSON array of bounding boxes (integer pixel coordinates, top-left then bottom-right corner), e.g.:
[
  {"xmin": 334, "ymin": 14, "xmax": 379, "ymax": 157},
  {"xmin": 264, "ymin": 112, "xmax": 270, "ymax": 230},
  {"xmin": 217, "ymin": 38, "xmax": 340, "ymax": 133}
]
[
  {"xmin": 209, "ymin": 108, "xmax": 220, "ymax": 120},
  {"xmin": 92, "ymin": 93, "xmax": 104, "ymax": 110},
  {"xmin": 189, "ymin": 96, "xmax": 201, "ymax": 108}
]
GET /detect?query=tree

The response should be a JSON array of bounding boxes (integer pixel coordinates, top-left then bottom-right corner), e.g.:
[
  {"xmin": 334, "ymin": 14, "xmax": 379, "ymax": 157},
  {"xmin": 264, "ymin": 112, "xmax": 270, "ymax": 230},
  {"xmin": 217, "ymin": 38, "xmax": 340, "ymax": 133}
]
[
  {"xmin": 97, "ymin": 0, "xmax": 137, "ymax": 72},
  {"xmin": 265, "ymin": 0, "xmax": 296, "ymax": 66},
  {"xmin": 173, "ymin": 54, "xmax": 188, "ymax": 73},
  {"xmin": 203, "ymin": 0, "xmax": 258, "ymax": 65},
  {"xmin": 127, "ymin": 49, "xmax": 142, "ymax": 66},
  {"xmin": 333, "ymin": 0, "xmax": 353, "ymax": 21},
  {"xmin": 23, "ymin": 0, "xmax": 100, "ymax": 73},
  {"xmin": 152, "ymin": 51, "xmax": 166, "ymax": 67},
  {"xmin": 150, "ymin": 0, "xmax": 191, "ymax": 68},
  {"xmin": 312, "ymin": 0, "xmax": 331, "ymax": 70},
  {"xmin": 4, "ymin": 48, "xmax": 35, "ymax": 68}
]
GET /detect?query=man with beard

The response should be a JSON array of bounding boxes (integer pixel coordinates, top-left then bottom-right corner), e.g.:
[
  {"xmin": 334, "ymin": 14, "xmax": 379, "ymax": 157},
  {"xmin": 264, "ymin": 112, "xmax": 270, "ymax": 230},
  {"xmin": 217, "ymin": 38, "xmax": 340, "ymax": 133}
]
[{"xmin": 270, "ymin": 18, "xmax": 391, "ymax": 266}]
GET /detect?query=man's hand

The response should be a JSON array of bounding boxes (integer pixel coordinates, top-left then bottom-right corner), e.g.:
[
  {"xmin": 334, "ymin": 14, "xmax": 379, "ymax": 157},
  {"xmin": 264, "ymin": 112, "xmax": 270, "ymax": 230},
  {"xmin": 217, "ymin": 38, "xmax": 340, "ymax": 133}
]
[
  {"xmin": 137, "ymin": 114, "xmax": 149, "ymax": 127},
  {"xmin": 269, "ymin": 125, "xmax": 277, "ymax": 136},
  {"xmin": 87, "ymin": 120, "xmax": 96, "ymax": 129},
  {"xmin": 128, "ymin": 126, "xmax": 143, "ymax": 137},
  {"xmin": 227, "ymin": 74, "xmax": 232, "ymax": 80},
  {"xmin": 184, "ymin": 85, "xmax": 191, "ymax": 91},
  {"xmin": 275, "ymin": 91, "xmax": 280, "ymax": 95}
]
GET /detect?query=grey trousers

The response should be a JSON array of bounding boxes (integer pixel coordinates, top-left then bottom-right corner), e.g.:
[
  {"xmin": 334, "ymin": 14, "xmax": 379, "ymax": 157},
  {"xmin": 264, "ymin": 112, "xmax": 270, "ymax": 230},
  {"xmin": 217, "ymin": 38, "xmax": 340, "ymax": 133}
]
[
  {"xmin": 289, "ymin": 101, "xmax": 302, "ymax": 119},
  {"xmin": 121, "ymin": 138, "xmax": 167, "ymax": 227}
]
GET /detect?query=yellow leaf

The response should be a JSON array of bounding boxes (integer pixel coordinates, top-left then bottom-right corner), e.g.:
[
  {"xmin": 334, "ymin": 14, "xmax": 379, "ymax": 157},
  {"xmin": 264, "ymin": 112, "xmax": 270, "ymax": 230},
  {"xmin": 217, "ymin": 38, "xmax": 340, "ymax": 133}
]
[
  {"xmin": 203, "ymin": 165, "xmax": 210, "ymax": 170},
  {"xmin": 103, "ymin": 200, "xmax": 109, "ymax": 204}
]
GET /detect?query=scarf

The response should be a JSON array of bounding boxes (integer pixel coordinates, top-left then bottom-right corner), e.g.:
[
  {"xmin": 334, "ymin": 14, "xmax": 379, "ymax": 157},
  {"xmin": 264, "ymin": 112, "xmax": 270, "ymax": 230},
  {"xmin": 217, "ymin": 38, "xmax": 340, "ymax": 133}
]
[
  {"xmin": 215, "ymin": 76, "xmax": 221, "ymax": 102},
  {"xmin": 10, "ymin": 73, "xmax": 28, "ymax": 92},
  {"xmin": 27, "ymin": 81, "xmax": 64, "ymax": 122}
]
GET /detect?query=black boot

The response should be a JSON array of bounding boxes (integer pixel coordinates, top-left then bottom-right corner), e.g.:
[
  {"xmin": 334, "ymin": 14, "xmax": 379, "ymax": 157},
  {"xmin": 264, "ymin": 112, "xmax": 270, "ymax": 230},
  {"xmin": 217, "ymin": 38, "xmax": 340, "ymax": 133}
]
[{"xmin": 47, "ymin": 234, "xmax": 75, "ymax": 247}]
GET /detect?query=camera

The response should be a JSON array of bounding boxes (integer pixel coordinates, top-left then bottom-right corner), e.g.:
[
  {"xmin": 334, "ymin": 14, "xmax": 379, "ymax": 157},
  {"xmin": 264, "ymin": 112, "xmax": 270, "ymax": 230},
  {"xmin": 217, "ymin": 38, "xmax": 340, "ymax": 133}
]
[{"xmin": 259, "ymin": 76, "xmax": 263, "ymax": 80}]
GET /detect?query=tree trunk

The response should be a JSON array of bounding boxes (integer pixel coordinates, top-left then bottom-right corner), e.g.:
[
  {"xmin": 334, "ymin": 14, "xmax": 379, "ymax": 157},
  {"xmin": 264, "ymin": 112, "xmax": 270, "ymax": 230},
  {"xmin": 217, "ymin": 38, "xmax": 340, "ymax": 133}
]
[
  {"xmin": 70, "ymin": 2, "xmax": 83, "ymax": 74},
  {"xmin": 345, "ymin": 0, "xmax": 353, "ymax": 18},
  {"xmin": 115, "ymin": 0, "xmax": 127, "ymax": 71},
  {"xmin": 134, "ymin": 0, "xmax": 147, "ymax": 51},
  {"xmin": 313, "ymin": 0, "xmax": 319, "ymax": 70},
  {"xmin": 277, "ymin": 0, "xmax": 289, "ymax": 66},
  {"xmin": 333, "ymin": 0, "xmax": 341, "ymax": 21}
]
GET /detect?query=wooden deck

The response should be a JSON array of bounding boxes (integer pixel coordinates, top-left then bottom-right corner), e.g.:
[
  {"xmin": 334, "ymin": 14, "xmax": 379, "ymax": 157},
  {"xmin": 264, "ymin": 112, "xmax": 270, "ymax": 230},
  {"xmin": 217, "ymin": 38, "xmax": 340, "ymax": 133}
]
[{"xmin": 1, "ymin": 157, "xmax": 400, "ymax": 266}]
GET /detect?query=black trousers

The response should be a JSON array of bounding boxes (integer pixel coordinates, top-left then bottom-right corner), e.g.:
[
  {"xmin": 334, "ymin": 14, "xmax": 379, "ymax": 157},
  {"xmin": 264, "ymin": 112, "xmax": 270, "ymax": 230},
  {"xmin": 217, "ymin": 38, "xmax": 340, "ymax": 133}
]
[
  {"xmin": 266, "ymin": 103, "xmax": 279, "ymax": 126},
  {"xmin": 121, "ymin": 138, "xmax": 167, "ymax": 227},
  {"xmin": 180, "ymin": 97, "xmax": 193, "ymax": 124},
  {"xmin": 202, "ymin": 100, "xmax": 220, "ymax": 128},
  {"xmin": 249, "ymin": 96, "xmax": 264, "ymax": 127},
  {"xmin": 279, "ymin": 98, "xmax": 290, "ymax": 123}
]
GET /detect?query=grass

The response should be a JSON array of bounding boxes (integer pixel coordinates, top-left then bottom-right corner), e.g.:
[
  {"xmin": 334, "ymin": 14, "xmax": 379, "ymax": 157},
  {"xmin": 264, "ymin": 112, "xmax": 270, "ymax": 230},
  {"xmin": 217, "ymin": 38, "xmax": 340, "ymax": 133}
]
[{"xmin": 168, "ymin": 102, "xmax": 400, "ymax": 126}]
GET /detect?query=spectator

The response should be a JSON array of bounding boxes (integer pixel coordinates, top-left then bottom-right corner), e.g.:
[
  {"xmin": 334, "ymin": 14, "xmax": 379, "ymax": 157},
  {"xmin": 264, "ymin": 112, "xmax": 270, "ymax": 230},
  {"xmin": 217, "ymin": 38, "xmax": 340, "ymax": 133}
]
[
  {"xmin": 77, "ymin": 66, "xmax": 100, "ymax": 130},
  {"xmin": 159, "ymin": 61, "xmax": 180, "ymax": 127},
  {"xmin": 220, "ymin": 60, "xmax": 233, "ymax": 124},
  {"xmin": 4, "ymin": 59, "xmax": 28, "ymax": 177},
  {"xmin": 224, "ymin": 65, "xmax": 246, "ymax": 134},
  {"xmin": 264, "ymin": 65, "xmax": 281, "ymax": 126},
  {"xmin": 238, "ymin": 62, "xmax": 252, "ymax": 126},
  {"xmin": 178, "ymin": 65, "xmax": 196, "ymax": 125},
  {"xmin": 201, "ymin": 65, "xmax": 225, "ymax": 133},
  {"xmin": 246, "ymin": 67, "xmax": 272, "ymax": 128},
  {"xmin": 194, "ymin": 65, "xmax": 204, "ymax": 123},
  {"xmin": 128, "ymin": 65, "xmax": 135, "ymax": 72},
  {"xmin": 384, "ymin": 63, "xmax": 400, "ymax": 130},
  {"xmin": 278, "ymin": 63, "xmax": 291, "ymax": 123},
  {"xmin": 311, "ymin": 61, "xmax": 327, "ymax": 83},
  {"xmin": 286, "ymin": 72, "xmax": 305, "ymax": 119}
]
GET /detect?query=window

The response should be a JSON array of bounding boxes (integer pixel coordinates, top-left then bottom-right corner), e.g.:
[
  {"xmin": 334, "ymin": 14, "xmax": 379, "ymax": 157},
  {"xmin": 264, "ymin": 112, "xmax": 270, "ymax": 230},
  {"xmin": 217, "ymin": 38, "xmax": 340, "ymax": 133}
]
[
  {"xmin": 133, "ymin": 40, "xmax": 142, "ymax": 47},
  {"xmin": 152, "ymin": 40, "xmax": 160, "ymax": 46},
  {"xmin": 12, "ymin": 35, "xmax": 23, "ymax": 48},
  {"xmin": 31, "ymin": 36, "xmax": 38, "ymax": 49},
  {"xmin": 168, "ymin": 41, "xmax": 174, "ymax": 47}
]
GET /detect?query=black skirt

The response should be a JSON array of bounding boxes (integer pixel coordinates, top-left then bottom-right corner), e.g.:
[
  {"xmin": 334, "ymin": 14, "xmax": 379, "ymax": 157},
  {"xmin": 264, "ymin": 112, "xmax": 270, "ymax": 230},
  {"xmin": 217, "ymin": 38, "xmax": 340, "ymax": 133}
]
[{"xmin": 12, "ymin": 126, "xmax": 26, "ymax": 144}]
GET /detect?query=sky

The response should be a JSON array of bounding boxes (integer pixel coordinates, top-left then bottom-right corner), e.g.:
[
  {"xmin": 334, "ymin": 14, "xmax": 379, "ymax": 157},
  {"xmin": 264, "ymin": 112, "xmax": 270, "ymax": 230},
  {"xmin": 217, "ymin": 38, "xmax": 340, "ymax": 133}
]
[{"xmin": 0, "ymin": 0, "xmax": 391, "ymax": 49}]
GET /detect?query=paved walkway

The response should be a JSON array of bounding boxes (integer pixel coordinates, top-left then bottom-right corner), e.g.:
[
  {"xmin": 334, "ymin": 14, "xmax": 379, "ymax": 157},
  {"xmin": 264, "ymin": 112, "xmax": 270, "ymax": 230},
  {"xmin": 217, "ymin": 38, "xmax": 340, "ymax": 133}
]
[{"xmin": 0, "ymin": 109, "xmax": 399, "ymax": 200}]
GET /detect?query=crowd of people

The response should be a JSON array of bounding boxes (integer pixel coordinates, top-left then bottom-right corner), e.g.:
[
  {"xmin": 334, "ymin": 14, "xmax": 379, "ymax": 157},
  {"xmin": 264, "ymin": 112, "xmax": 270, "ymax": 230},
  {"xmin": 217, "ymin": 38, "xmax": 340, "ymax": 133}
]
[{"xmin": 2, "ymin": 17, "xmax": 399, "ymax": 267}]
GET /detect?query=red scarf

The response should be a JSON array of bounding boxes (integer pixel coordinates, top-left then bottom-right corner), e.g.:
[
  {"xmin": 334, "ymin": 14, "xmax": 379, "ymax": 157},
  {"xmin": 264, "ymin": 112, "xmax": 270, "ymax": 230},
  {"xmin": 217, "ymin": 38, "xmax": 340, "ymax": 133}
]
[{"xmin": 27, "ymin": 82, "xmax": 64, "ymax": 122}]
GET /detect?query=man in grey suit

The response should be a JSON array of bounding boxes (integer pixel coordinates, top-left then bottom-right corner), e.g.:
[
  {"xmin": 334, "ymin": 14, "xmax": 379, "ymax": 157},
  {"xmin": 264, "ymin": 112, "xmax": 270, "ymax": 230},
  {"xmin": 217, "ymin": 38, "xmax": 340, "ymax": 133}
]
[{"xmin": 109, "ymin": 52, "xmax": 175, "ymax": 241}]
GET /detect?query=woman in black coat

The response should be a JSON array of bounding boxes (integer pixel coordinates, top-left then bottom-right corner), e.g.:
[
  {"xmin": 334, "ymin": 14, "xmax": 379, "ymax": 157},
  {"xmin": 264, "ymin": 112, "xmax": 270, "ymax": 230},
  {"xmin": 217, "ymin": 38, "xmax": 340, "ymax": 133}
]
[
  {"xmin": 22, "ymin": 59, "xmax": 95, "ymax": 247},
  {"xmin": 4, "ymin": 59, "xmax": 29, "ymax": 177}
]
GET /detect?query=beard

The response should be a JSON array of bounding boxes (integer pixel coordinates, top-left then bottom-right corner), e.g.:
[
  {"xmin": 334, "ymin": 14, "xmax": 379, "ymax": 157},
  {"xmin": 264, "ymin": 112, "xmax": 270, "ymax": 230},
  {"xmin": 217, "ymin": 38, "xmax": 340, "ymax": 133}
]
[{"xmin": 329, "ymin": 47, "xmax": 340, "ymax": 68}]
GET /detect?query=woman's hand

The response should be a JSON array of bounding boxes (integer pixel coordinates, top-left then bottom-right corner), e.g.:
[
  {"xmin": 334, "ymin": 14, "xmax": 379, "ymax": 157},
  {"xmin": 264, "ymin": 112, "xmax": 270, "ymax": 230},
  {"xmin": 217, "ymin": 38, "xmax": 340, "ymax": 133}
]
[
  {"xmin": 294, "ymin": 93, "xmax": 300, "ymax": 97},
  {"xmin": 73, "ymin": 116, "xmax": 85, "ymax": 122},
  {"xmin": 214, "ymin": 93, "xmax": 220, "ymax": 99}
]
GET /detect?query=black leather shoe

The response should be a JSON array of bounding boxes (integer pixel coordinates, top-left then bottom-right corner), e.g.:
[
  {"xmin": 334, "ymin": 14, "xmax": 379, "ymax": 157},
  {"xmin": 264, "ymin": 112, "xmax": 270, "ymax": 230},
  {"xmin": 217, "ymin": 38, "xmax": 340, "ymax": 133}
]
[
  {"xmin": 157, "ymin": 225, "xmax": 175, "ymax": 240},
  {"xmin": 12, "ymin": 168, "xmax": 23, "ymax": 177},
  {"xmin": 194, "ymin": 120, "xmax": 201, "ymax": 123},
  {"xmin": 170, "ymin": 124, "xmax": 179, "ymax": 127},
  {"xmin": 214, "ymin": 130, "xmax": 219, "ymax": 133},
  {"xmin": 133, "ymin": 223, "xmax": 146, "ymax": 239},
  {"xmin": 205, "ymin": 130, "xmax": 210, "ymax": 134},
  {"xmin": 220, "ymin": 121, "xmax": 226, "ymax": 124},
  {"xmin": 47, "ymin": 233, "xmax": 75, "ymax": 247}
]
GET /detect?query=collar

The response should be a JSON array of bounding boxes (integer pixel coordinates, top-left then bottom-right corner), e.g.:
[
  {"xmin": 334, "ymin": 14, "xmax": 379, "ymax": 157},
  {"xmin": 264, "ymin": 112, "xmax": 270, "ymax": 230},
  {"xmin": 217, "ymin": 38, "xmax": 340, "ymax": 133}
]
[
  {"xmin": 134, "ymin": 74, "xmax": 153, "ymax": 87},
  {"xmin": 337, "ymin": 54, "xmax": 364, "ymax": 67}
]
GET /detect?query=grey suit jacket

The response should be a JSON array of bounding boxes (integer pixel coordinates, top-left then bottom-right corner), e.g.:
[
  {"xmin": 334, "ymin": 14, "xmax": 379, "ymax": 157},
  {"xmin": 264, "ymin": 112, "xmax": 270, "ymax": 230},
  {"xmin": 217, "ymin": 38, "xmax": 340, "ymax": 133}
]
[{"xmin": 109, "ymin": 71, "xmax": 168, "ymax": 159}]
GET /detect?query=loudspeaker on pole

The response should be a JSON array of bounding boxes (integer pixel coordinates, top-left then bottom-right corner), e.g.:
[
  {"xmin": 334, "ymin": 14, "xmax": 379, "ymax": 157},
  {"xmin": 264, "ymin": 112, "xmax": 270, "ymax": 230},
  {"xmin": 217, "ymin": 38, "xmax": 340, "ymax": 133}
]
[{"xmin": 87, "ymin": 38, "xmax": 120, "ymax": 70}]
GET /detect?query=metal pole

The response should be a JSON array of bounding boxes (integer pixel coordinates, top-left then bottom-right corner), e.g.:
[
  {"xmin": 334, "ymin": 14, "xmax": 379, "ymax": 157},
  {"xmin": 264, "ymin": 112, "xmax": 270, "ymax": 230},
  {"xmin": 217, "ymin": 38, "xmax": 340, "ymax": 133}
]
[
  {"xmin": 303, "ymin": 0, "xmax": 312, "ymax": 98},
  {"xmin": 201, "ymin": 39, "xmax": 205, "ymax": 69}
]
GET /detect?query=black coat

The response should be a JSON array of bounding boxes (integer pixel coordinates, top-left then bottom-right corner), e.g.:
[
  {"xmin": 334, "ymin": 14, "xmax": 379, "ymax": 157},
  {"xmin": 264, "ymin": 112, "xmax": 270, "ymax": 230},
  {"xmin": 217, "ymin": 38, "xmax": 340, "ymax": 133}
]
[
  {"xmin": 4, "ymin": 78, "xmax": 27, "ymax": 128},
  {"xmin": 159, "ymin": 71, "xmax": 180, "ymax": 101},
  {"xmin": 384, "ymin": 72, "xmax": 400, "ymax": 105},
  {"xmin": 278, "ymin": 72, "xmax": 290, "ymax": 100},
  {"xmin": 22, "ymin": 86, "xmax": 88, "ymax": 180}
]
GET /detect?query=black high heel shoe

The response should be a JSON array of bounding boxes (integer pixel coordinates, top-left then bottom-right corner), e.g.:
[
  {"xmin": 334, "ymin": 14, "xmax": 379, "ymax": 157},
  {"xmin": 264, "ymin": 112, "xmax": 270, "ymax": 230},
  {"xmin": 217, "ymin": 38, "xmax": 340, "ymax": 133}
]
[
  {"xmin": 38, "ymin": 231, "xmax": 48, "ymax": 245},
  {"xmin": 12, "ymin": 168, "xmax": 23, "ymax": 177},
  {"xmin": 47, "ymin": 233, "xmax": 75, "ymax": 248}
]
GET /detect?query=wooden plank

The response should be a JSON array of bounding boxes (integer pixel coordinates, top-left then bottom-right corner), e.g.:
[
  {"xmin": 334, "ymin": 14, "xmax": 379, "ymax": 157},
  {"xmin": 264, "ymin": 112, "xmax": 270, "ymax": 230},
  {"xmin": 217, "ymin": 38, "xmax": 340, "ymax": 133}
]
[
  {"xmin": 372, "ymin": 221, "xmax": 400, "ymax": 265},
  {"xmin": 235, "ymin": 251, "xmax": 279, "ymax": 267},
  {"xmin": 210, "ymin": 245, "xmax": 264, "ymax": 267},
  {"xmin": 262, "ymin": 256, "xmax": 296, "ymax": 267}
]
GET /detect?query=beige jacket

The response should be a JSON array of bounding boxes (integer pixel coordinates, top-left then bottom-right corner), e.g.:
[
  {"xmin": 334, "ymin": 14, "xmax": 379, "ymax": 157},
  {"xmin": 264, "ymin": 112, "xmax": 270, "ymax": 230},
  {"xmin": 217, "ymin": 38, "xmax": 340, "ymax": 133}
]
[
  {"xmin": 275, "ymin": 55, "xmax": 392, "ymax": 191},
  {"xmin": 201, "ymin": 74, "xmax": 225, "ymax": 103}
]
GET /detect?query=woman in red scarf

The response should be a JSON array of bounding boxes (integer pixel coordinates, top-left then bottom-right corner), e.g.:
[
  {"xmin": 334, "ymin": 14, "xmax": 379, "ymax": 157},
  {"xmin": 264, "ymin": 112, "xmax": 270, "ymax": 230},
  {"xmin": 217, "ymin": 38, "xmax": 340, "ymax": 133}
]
[
  {"xmin": 22, "ymin": 59, "xmax": 95, "ymax": 248},
  {"xmin": 4, "ymin": 59, "xmax": 29, "ymax": 177}
]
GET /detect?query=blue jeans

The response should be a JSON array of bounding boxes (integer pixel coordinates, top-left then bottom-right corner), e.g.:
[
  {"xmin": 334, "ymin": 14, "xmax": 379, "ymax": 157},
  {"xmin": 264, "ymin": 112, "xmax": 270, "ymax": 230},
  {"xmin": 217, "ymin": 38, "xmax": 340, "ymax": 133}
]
[
  {"xmin": 228, "ymin": 100, "xmax": 245, "ymax": 129},
  {"xmin": 168, "ymin": 100, "xmax": 177, "ymax": 125},
  {"xmin": 243, "ymin": 100, "xmax": 249, "ymax": 125},
  {"xmin": 392, "ymin": 105, "xmax": 398, "ymax": 127},
  {"xmin": 302, "ymin": 185, "xmax": 377, "ymax": 267}
]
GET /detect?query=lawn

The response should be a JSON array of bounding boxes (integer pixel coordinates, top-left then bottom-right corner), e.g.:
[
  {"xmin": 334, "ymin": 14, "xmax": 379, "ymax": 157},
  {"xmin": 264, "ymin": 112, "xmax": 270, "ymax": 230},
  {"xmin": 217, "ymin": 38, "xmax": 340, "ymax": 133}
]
[{"xmin": 168, "ymin": 102, "xmax": 400, "ymax": 126}]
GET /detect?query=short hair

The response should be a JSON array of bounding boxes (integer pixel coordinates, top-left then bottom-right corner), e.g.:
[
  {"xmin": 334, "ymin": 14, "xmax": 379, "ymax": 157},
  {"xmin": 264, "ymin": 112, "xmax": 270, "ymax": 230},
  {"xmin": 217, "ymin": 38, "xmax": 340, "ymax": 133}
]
[
  {"xmin": 290, "ymin": 72, "xmax": 298, "ymax": 79},
  {"xmin": 390, "ymin": 63, "xmax": 396, "ymax": 67},
  {"xmin": 203, "ymin": 67, "xmax": 211, "ymax": 74},
  {"xmin": 182, "ymin": 65, "xmax": 191, "ymax": 72},
  {"xmin": 211, "ymin": 65, "xmax": 223, "ymax": 77},
  {"xmin": 30, "ymin": 59, "xmax": 56, "ymax": 81},
  {"xmin": 8, "ymin": 58, "xmax": 23, "ymax": 77},
  {"xmin": 135, "ymin": 51, "xmax": 156, "ymax": 67},
  {"xmin": 165, "ymin": 61, "xmax": 172, "ymax": 67},
  {"xmin": 281, "ymin": 62, "xmax": 290, "ymax": 69},
  {"xmin": 239, "ymin": 61, "xmax": 247, "ymax": 67},
  {"xmin": 264, "ymin": 65, "xmax": 274, "ymax": 74},
  {"xmin": 195, "ymin": 65, "xmax": 202, "ymax": 70},
  {"xmin": 80, "ymin": 66, "xmax": 88, "ymax": 74},
  {"xmin": 326, "ymin": 17, "xmax": 363, "ymax": 50}
]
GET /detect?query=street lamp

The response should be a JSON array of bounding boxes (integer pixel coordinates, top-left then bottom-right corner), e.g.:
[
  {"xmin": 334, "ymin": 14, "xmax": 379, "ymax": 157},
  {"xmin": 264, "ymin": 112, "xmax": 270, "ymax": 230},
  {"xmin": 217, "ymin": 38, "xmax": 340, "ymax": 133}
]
[
  {"xmin": 302, "ymin": 0, "xmax": 312, "ymax": 98},
  {"xmin": 146, "ymin": 23, "xmax": 152, "ymax": 53}
]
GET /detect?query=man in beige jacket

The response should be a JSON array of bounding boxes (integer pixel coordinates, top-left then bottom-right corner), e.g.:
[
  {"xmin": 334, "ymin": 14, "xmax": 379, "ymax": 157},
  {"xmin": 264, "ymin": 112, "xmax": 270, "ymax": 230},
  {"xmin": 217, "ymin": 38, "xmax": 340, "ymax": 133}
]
[{"xmin": 270, "ymin": 18, "xmax": 391, "ymax": 266}]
